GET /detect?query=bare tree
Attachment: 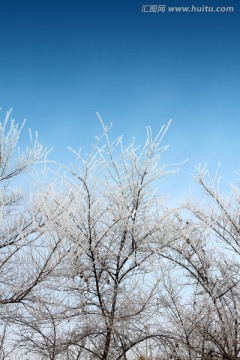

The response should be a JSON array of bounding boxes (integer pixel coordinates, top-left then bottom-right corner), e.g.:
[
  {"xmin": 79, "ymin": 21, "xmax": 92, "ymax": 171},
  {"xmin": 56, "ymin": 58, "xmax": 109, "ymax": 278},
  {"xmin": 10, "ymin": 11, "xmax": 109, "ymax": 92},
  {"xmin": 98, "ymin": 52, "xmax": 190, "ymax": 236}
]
[
  {"xmin": 0, "ymin": 109, "xmax": 66, "ymax": 357},
  {"xmin": 17, "ymin": 116, "xmax": 179, "ymax": 359},
  {"xmin": 4, "ymin": 111, "xmax": 240, "ymax": 360},
  {"xmin": 158, "ymin": 165, "xmax": 240, "ymax": 360}
]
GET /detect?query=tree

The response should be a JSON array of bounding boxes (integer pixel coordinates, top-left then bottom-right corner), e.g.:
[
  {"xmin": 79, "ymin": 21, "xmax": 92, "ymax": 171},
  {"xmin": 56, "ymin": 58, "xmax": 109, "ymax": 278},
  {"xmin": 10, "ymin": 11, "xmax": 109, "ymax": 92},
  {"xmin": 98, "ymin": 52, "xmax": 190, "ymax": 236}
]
[
  {"xmin": 17, "ymin": 116, "xmax": 179, "ymax": 359},
  {"xmin": 158, "ymin": 165, "xmax": 240, "ymax": 359},
  {"xmin": 3, "ymin": 109, "xmax": 240, "ymax": 360},
  {"xmin": 0, "ymin": 109, "xmax": 65, "ymax": 357}
]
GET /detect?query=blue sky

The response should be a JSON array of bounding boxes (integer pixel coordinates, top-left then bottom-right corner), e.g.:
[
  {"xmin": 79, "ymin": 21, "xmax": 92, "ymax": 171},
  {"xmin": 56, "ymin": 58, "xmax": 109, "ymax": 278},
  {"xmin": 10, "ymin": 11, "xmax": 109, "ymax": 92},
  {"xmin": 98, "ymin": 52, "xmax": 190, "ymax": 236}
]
[{"xmin": 0, "ymin": 0, "xmax": 239, "ymax": 201}]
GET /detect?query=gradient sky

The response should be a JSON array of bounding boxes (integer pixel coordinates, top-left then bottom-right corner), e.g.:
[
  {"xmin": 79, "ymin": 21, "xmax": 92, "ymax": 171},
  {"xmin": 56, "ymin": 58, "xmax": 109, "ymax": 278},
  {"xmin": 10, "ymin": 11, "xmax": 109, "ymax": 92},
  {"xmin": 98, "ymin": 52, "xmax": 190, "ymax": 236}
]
[{"xmin": 0, "ymin": 0, "xmax": 239, "ymax": 202}]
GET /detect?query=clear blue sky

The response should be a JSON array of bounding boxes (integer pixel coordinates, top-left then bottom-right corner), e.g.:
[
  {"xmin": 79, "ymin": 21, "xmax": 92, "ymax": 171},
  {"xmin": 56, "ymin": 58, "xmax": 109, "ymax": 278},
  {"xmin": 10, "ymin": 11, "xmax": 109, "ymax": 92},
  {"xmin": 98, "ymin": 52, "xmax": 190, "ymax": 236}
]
[{"xmin": 0, "ymin": 0, "xmax": 239, "ymax": 200}]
